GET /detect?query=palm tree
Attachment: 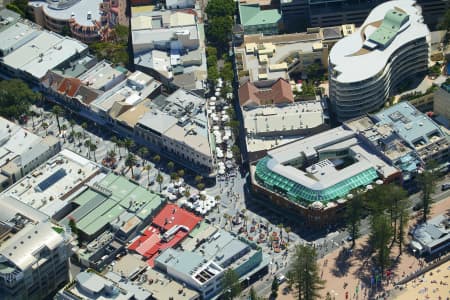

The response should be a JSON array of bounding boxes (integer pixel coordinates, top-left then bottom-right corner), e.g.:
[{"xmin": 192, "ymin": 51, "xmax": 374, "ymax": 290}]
[
  {"xmin": 177, "ymin": 169, "xmax": 185, "ymax": 178},
  {"xmin": 153, "ymin": 154, "xmax": 161, "ymax": 165},
  {"xmin": 42, "ymin": 122, "xmax": 49, "ymax": 135},
  {"xmin": 285, "ymin": 226, "xmax": 292, "ymax": 242},
  {"xmin": 89, "ymin": 143, "xmax": 98, "ymax": 162},
  {"xmin": 170, "ymin": 172, "xmax": 179, "ymax": 182},
  {"xmin": 75, "ymin": 131, "xmax": 83, "ymax": 147},
  {"xmin": 167, "ymin": 161, "xmax": 175, "ymax": 172},
  {"xmin": 52, "ymin": 105, "xmax": 64, "ymax": 134},
  {"xmin": 223, "ymin": 213, "xmax": 230, "ymax": 229},
  {"xmin": 106, "ymin": 150, "xmax": 117, "ymax": 166},
  {"xmin": 125, "ymin": 153, "xmax": 137, "ymax": 178},
  {"xmin": 124, "ymin": 138, "xmax": 135, "ymax": 154},
  {"xmin": 156, "ymin": 173, "xmax": 164, "ymax": 192},
  {"xmin": 69, "ymin": 119, "xmax": 76, "ymax": 135},
  {"xmin": 117, "ymin": 139, "xmax": 125, "ymax": 159},
  {"xmin": 81, "ymin": 122, "xmax": 88, "ymax": 138},
  {"xmin": 200, "ymin": 193, "xmax": 207, "ymax": 210},
  {"xmin": 144, "ymin": 165, "xmax": 152, "ymax": 187},
  {"xmin": 84, "ymin": 140, "xmax": 91, "ymax": 158},
  {"xmin": 137, "ymin": 147, "xmax": 149, "ymax": 166},
  {"xmin": 107, "ymin": 150, "xmax": 117, "ymax": 160},
  {"xmin": 195, "ymin": 175, "xmax": 203, "ymax": 184}
]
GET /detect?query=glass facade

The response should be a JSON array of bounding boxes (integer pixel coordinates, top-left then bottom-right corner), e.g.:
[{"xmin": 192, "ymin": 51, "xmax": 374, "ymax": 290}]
[{"xmin": 255, "ymin": 156, "xmax": 378, "ymax": 205}]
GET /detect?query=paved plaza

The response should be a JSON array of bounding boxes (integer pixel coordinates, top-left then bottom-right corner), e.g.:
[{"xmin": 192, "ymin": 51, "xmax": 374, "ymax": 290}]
[{"xmin": 277, "ymin": 196, "xmax": 450, "ymax": 300}]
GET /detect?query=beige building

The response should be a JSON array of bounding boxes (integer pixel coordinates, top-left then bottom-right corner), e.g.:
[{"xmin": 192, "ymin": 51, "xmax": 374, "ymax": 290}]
[
  {"xmin": 134, "ymin": 89, "xmax": 215, "ymax": 176},
  {"xmin": 0, "ymin": 118, "xmax": 60, "ymax": 191},
  {"xmin": 0, "ymin": 218, "xmax": 70, "ymax": 300},
  {"xmin": 236, "ymin": 31, "xmax": 329, "ymax": 83}
]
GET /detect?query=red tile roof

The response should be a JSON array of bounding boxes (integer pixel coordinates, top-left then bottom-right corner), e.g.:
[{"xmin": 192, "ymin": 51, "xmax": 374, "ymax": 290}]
[
  {"xmin": 152, "ymin": 203, "xmax": 202, "ymax": 232},
  {"xmin": 57, "ymin": 78, "xmax": 82, "ymax": 98},
  {"xmin": 238, "ymin": 78, "xmax": 294, "ymax": 107},
  {"xmin": 128, "ymin": 204, "xmax": 202, "ymax": 266}
]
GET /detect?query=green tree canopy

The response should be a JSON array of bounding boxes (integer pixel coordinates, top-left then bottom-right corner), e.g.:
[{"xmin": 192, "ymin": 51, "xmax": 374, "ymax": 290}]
[
  {"xmin": 90, "ymin": 42, "xmax": 129, "ymax": 67},
  {"xmin": 206, "ymin": 16, "xmax": 233, "ymax": 47},
  {"xmin": 206, "ymin": 0, "xmax": 235, "ymax": 18},
  {"xmin": 370, "ymin": 214, "xmax": 393, "ymax": 275},
  {"xmin": 221, "ymin": 269, "xmax": 241, "ymax": 300},
  {"xmin": 0, "ymin": 79, "xmax": 38, "ymax": 120},
  {"xmin": 287, "ymin": 245, "xmax": 325, "ymax": 300},
  {"xmin": 346, "ymin": 192, "xmax": 364, "ymax": 248},
  {"xmin": 221, "ymin": 61, "xmax": 234, "ymax": 83},
  {"xmin": 418, "ymin": 160, "xmax": 439, "ymax": 222}
]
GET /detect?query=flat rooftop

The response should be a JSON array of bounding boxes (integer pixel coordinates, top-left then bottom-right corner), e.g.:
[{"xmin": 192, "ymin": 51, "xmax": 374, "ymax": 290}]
[
  {"xmin": 128, "ymin": 203, "xmax": 202, "ymax": 265},
  {"xmin": 156, "ymin": 248, "xmax": 223, "ymax": 286},
  {"xmin": 345, "ymin": 116, "xmax": 416, "ymax": 162},
  {"xmin": 136, "ymin": 89, "xmax": 212, "ymax": 157},
  {"xmin": 254, "ymin": 126, "xmax": 399, "ymax": 204},
  {"xmin": 2, "ymin": 29, "xmax": 87, "ymax": 79},
  {"xmin": 78, "ymin": 60, "xmax": 126, "ymax": 90},
  {"xmin": 91, "ymin": 70, "xmax": 161, "ymax": 115},
  {"xmin": 0, "ymin": 117, "xmax": 57, "ymax": 169},
  {"xmin": 236, "ymin": 38, "xmax": 322, "ymax": 82},
  {"xmin": 243, "ymin": 101, "xmax": 325, "ymax": 136},
  {"xmin": 132, "ymin": 25, "xmax": 198, "ymax": 51},
  {"xmin": 191, "ymin": 229, "xmax": 252, "ymax": 269},
  {"xmin": 412, "ymin": 214, "xmax": 449, "ymax": 249},
  {"xmin": 374, "ymin": 102, "xmax": 445, "ymax": 149},
  {"xmin": 0, "ymin": 20, "xmax": 39, "ymax": 55},
  {"xmin": 64, "ymin": 270, "xmax": 151, "ymax": 300},
  {"xmin": 110, "ymin": 254, "xmax": 199, "ymax": 300},
  {"xmin": 246, "ymin": 135, "xmax": 304, "ymax": 153},
  {"xmin": 0, "ymin": 220, "xmax": 66, "ymax": 271},
  {"xmin": 30, "ymin": 0, "xmax": 103, "ymax": 27},
  {"xmin": 1, "ymin": 149, "xmax": 100, "ymax": 218},
  {"xmin": 62, "ymin": 172, "xmax": 164, "ymax": 238}
]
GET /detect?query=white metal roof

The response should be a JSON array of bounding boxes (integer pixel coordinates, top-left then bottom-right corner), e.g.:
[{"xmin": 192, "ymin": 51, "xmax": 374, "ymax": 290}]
[
  {"xmin": 34, "ymin": 0, "xmax": 103, "ymax": 27},
  {"xmin": 0, "ymin": 221, "xmax": 64, "ymax": 271},
  {"xmin": 329, "ymin": 0, "xmax": 429, "ymax": 83}
]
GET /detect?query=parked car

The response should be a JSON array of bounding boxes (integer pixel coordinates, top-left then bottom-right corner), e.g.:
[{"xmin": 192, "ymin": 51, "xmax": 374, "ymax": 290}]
[
  {"xmin": 441, "ymin": 183, "xmax": 450, "ymax": 191},
  {"xmin": 276, "ymin": 274, "xmax": 286, "ymax": 284}
]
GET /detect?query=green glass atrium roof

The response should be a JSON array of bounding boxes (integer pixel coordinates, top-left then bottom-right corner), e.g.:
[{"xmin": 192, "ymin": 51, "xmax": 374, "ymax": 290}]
[{"xmin": 255, "ymin": 157, "xmax": 378, "ymax": 206}]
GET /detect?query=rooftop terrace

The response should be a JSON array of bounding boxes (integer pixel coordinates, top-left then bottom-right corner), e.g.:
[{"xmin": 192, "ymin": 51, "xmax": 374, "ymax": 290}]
[{"xmin": 374, "ymin": 102, "xmax": 445, "ymax": 150}]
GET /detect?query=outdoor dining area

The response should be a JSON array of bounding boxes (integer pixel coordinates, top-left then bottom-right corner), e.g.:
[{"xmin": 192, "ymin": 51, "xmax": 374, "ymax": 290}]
[
  {"xmin": 207, "ymin": 84, "xmax": 237, "ymax": 178},
  {"xmin": 179, "ymin": 191, "xmax": 218, "ymax": 216}
]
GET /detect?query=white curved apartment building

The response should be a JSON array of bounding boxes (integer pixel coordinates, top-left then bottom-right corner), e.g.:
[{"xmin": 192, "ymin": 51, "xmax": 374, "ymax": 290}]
[{"xmin": 329, "ymin": 0, "xmax": 429, "ymax": 122}]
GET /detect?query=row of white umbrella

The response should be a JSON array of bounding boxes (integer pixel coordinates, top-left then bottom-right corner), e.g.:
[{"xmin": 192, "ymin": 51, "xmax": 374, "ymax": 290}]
[{"xmin": 180, "ymin": 197, "xmax": 217, "ymax": 215}]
